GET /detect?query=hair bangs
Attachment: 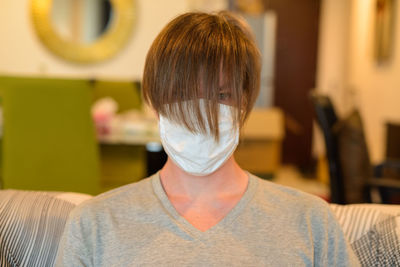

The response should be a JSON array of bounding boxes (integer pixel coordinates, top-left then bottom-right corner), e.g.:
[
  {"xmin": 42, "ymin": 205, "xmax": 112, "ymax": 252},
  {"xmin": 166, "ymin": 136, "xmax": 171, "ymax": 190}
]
[{"xmin": 142, "ymin": 11, "xmax": 261, "ymax": 140}]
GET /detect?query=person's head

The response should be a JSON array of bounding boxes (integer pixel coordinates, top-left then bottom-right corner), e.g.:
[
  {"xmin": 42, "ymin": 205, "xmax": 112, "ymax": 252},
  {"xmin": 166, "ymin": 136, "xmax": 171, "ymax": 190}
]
[{"xmin": 143, "ymin": 11, "xmax": 260, "ymax": 140}]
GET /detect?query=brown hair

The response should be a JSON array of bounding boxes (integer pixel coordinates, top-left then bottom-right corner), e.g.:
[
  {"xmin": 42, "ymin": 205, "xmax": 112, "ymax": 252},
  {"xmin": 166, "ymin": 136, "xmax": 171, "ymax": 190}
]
[{"xmin": 142, "ymin": 11, "xmax": 260, "ymax": 140}]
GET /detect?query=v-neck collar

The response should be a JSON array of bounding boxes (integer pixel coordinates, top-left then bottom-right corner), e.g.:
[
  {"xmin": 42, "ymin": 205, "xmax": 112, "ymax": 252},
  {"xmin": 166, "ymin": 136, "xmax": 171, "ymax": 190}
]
[{"xmin": 151, "ymin": 172, "xmax": 258, "ymax": 240}]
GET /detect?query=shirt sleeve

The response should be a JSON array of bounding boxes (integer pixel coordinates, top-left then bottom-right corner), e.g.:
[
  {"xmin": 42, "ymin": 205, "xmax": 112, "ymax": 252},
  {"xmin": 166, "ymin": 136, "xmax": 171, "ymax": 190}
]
[
  {"xmin": 311, "ymin": 200, "xmax": 361, "ymax": 267},
  {"xmin": 54, "ymin": 206, "xmax": 93, "ymax": 267}
]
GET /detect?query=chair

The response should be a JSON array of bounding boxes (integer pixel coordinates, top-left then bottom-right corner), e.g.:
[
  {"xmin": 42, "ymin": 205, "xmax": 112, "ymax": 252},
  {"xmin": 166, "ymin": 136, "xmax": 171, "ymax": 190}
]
[
  {"xmin": 311, "ymin": 93, "xmax": 400, "ymax": 204},
  {"xmin": 386, "ymin": 122, "xmax": 400, "ymax": 160},
  {"xmin": 91, "ymin": 80, "xmax": 148, "ymax": 190},
  {"xmin": 0, "ymin": 76, "xmax": 101, "ymax": 195}
]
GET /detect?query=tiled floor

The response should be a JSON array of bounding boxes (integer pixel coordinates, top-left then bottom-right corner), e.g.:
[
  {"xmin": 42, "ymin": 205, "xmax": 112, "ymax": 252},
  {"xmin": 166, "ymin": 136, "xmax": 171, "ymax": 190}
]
[{"xmin": 271, "ymin": 165, "xmax": 330, "ymax": 201}]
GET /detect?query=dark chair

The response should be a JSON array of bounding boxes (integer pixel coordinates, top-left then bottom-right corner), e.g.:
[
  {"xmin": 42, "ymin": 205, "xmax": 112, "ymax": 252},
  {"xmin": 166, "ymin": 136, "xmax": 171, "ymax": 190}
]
[
  {"xmin": 386, "ymin": 122, "xmax": 400, "ymax": 160},
  {"xmin": 311, "ymin": 93, "xmax": 400, "ymax": 204}
]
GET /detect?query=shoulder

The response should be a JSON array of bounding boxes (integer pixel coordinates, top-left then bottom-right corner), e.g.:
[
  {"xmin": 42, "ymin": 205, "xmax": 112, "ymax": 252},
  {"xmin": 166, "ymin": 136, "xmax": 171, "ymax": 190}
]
[
  {"xmin": 253, "ymin": 174, "xmax": 330, "ymax": 211},
  {"xmin": 68, "ymin": 175, "xmax": 156, "ymax": 225},
  {"xmin": 250, "ymin": 174, "xmax": 360, "ymax": 265},
  {"xmin": 250, "ymin": 174, "xmax": 335, "ymax": 228}
]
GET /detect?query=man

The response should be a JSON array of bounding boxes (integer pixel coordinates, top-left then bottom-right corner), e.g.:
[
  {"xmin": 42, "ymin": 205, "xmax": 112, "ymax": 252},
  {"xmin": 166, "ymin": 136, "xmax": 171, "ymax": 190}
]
[{"xmin": 55, "ymin": 11, "xmax": 359, "ymax": 266}]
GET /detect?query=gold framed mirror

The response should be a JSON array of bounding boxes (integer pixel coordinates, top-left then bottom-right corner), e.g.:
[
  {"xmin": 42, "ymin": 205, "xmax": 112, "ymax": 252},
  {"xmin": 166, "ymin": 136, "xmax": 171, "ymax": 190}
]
[{"xmin": 31, "ymin": 0, "xmax": 136, "ymax": 64}]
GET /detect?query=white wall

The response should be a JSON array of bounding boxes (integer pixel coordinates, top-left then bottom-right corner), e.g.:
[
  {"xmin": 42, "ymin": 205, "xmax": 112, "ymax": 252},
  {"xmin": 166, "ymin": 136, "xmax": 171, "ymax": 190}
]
[
  {"xmin": 314, "ymin": 0, "xmax": 352, "ymax": 158},
  {"xmin": 316, "ymin": 0, "xmax": 352, "ymax": 116},
  {"xmin": 0, "ymin": 0, "xmax": 189, "ymax": 80},
  {"xmin": 348, "ymin": 0, "xmax": 400, "ymax": 163},
  {"xmin": 317, "ymin": 0, "xmax": 400, "ymax": 163}
]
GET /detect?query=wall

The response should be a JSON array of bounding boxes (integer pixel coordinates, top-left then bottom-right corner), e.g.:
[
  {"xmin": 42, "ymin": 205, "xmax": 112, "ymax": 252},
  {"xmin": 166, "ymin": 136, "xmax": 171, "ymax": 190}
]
[
  {"xmin": 314, "ymin": 0, "xmax": 352, "ymax": 158},
  {"xmin": 316, "ymin": 0, "xmax": 352, "ymax": 116},
  {"xmin": 0, "ymin": 0, "xmax": 189, "ymax": 80},
  {"xmin": 348, "ymin": 0, "xmax": 400, "ymax": 163},
  {"xmin": 317, "ymin": 0, "xmax": 400, "ymax": 163}
]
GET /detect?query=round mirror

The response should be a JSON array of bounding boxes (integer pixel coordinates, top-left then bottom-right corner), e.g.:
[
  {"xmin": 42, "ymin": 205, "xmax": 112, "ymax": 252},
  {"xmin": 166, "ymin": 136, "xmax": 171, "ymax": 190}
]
[
  {"xmin": 51, "ymin": 0, "xmax": 114, "ymax": 44},
  {"xmin": 31, "ymin": 0, "xmax": 136, "ymax": 64}
]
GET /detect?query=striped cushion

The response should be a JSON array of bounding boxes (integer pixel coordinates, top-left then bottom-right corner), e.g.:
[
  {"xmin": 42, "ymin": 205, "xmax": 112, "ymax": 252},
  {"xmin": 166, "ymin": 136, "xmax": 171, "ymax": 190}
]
[
  {"xmin": 331, "ymin": 204, "xmax": 400, "ymax": 266},
  {"xmin": 0, "ymin": 190, "xmax": 92, "ymax": 267}
]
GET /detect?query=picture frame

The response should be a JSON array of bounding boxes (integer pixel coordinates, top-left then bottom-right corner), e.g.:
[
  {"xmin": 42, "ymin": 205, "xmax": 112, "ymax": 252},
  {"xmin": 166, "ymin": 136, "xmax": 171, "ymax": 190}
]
[{"xmin": 374, "ymin": 0, "xmax": 397, "ymax": 64}]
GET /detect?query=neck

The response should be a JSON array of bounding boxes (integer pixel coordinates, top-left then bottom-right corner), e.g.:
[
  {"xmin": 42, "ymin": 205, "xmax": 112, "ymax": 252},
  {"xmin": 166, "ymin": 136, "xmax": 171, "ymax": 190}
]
[{"xmin": 159, "ymin": 156, "xmax": 248, "ymax": 200}]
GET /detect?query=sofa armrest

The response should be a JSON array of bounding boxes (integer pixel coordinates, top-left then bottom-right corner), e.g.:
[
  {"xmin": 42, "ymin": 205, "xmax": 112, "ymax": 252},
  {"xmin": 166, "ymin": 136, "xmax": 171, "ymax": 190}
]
[
  {"xmin": 0, "ymin": 190, "xmax": 92, "ymax": 267},
  {"xmin": 330, "ymin": 204, "xmax": 400, "ymax": 266}
]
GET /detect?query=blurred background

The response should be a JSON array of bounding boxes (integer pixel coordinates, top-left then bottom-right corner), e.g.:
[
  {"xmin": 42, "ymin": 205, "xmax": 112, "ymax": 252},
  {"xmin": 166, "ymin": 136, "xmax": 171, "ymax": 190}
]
[{"xmin": 0, "ymin": 0, "xmax": 399, "ymax": 203}]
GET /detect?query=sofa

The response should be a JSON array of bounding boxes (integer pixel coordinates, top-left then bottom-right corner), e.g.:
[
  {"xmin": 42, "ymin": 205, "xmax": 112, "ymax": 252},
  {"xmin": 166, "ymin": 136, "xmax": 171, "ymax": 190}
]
[{"xmin": 0, "ymin": 189, "xmax": 399, "ymax": 267}]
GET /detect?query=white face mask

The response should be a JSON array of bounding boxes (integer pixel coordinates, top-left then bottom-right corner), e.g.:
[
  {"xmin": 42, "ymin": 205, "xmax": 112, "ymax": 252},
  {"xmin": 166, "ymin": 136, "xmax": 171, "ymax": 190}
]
[{"xmin": 159, "ymin": 101, "xmax": 239, "ymax": 176}]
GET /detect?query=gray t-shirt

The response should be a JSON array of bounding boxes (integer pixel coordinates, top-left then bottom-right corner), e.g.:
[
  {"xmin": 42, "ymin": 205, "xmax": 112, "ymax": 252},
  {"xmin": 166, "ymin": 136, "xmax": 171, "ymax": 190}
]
[{"xmin": 55, "ymin": 173, "xmax": 359, "ymax": 266}]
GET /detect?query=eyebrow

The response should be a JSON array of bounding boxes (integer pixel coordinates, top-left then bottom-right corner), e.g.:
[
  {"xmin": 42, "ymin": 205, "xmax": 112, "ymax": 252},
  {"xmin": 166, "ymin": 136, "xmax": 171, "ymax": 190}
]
[{"xmin": 218, "ymin": 84, "xmax": 230, "ymax": 91}]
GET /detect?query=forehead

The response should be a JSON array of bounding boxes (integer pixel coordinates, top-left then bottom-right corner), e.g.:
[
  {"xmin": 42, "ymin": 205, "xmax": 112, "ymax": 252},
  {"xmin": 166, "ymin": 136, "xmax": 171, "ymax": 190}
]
[{"xmin": 198, "ymin": 71, "xmax": 231, "ymax": 92}]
